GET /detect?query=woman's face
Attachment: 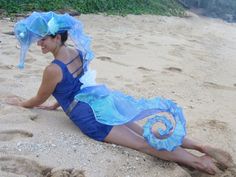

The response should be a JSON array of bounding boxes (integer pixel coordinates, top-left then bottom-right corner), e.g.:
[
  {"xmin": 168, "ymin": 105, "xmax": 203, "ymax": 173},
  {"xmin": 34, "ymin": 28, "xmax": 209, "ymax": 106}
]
[{"xmin": 37, "ymin": 36, "xmax": 57, "ymax": 54}]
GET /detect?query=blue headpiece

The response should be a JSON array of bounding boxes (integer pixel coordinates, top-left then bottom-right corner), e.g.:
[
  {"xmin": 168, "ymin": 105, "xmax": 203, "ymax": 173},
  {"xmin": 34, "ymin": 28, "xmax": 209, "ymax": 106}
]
[{"xmin": 14, "ymin": 11, "xmax": 94, "ymax": 69}]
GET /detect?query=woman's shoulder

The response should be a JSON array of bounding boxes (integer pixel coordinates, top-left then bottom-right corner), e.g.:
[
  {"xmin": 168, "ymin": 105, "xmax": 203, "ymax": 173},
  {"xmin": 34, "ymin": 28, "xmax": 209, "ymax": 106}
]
[
  {"xmin": 43, "ymin": 63, "xmax": 62, "ymax": 81},
  {"xmin": 46, "ymin": 62, "xmax": 61, "ymax": 71},
  {"xmin": 40, "ymin": 64, "xmax": 63, "ymax": 88}
]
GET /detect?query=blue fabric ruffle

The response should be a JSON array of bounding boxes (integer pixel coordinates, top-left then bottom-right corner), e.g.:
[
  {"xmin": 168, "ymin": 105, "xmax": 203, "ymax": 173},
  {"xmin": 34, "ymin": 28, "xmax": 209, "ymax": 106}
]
[{"xmin": 75, "ymin": 85, "xmax": 186, "ymax": 151}]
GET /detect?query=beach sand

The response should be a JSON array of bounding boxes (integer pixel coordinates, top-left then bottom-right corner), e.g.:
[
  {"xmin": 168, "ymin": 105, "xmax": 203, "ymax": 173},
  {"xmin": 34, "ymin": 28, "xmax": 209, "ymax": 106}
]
[{"xmin": 0, "ymin": 12, "xmax": 236, "ymax": 177}]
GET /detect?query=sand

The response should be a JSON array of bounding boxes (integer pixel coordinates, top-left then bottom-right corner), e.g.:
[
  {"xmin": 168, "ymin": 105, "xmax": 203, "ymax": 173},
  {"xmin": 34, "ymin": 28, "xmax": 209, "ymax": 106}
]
[{"xmin": 0, "ymin": 12, "xmax": 236, "ymax": 177}]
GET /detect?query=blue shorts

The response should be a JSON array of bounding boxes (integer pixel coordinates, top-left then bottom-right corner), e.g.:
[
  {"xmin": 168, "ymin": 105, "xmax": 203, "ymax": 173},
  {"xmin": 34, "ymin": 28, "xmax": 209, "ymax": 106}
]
[{"xmin": 69, "ymin": 101, "xmax": 113, "ymax": 141}]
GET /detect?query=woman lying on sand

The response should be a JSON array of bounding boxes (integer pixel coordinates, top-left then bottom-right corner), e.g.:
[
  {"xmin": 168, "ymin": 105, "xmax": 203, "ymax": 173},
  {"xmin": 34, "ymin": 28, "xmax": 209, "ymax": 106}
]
[{"xmin": 6, "ymin": 11, "xmax": 233, "ymax": 175}]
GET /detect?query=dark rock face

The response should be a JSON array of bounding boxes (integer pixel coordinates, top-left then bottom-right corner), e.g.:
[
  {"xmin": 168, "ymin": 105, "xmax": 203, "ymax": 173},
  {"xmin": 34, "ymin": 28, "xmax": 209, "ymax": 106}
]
[{"xmin": 178, "ymin": 0, "xmax": 236, "ymax": 23}]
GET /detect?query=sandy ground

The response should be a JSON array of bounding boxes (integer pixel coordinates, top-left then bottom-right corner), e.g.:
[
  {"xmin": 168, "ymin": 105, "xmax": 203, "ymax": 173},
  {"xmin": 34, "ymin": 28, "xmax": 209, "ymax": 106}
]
[{"xmin": 0, "ymin": 12, "xmax": 236, "ymax": 177}]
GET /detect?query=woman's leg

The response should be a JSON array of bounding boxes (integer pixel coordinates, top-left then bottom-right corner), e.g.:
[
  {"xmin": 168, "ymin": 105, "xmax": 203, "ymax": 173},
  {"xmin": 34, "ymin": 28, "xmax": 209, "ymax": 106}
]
[
  {"xmin": 126, "ymin": 123, "xmax": 204, "ymax": 151},
  {"xmin": 125, "ymin": 122, "xmax": 234, "ymax": 168},
  {"xmin": 125, "ymin": 122, "xmax": 143, "ymax": 136},
  {"xmin": 104, "ymin": 125, "xmax": 219, "ymax": 175}
]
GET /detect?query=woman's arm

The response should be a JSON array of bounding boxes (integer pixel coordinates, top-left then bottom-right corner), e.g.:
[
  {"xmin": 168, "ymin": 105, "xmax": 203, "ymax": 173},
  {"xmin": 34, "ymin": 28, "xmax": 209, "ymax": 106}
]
[
  {"xmin": 36, "ymin": 102, "xmax": 60, "ymax": 110},
  {"xmin": 7, "ymin": 64, "xmax": 62, "ymax": 108}
]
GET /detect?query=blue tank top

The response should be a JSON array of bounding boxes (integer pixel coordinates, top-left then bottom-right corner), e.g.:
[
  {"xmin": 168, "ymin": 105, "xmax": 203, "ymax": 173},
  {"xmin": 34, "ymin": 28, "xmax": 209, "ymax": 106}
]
[{"xmin": 52, "ymin": 51, "xmax": 84, "ymax": 112}]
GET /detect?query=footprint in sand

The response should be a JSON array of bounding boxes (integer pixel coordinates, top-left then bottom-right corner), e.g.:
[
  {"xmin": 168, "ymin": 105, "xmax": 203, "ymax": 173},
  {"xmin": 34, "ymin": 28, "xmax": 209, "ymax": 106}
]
[
  {"xmin": 192, "ymin": 119, "xmax": 232, "ymax": 147},
  {"xmin": 26, "ymin": 57, "xmax": 37, "ymax": 64},
  {"xmin": 96, "ymin": 56, "xmax": 112, "ymax": 62},
  {"xmin": 0, "ymin": 64, "xmax": 15, "ymax": 70},
  {"xmin": 142, "ymin": 74, "xmax": 157, "ymax": 83},
  {"xmin": 96, "ymin": 56, "xmax": 129, "ymax": 67},
  {"xmin": 2, "ymin": 31, "xmax": 14, "ymax": 36},
  {"xmin": 137, "ymin": 67, "xmax": 156, "ymax": 78},
  {"xmin": 137, "ymin": 66, "xmax": 154, "ymax": 72},
  {"xmin": 206, "ymin": 119, "xmax": 228, "ymax": 130},
  {"xmin": 197, "ymin": 119, "xmax": 228, "ymax": 132},
  {"xmin": 0, "ymin": 130, "xmax": 33, "ymax": 141},
  {"xmin": 114, "ymin": 75, "xmax": 132, "ymax": 83},
  {"xmin": 0, "ymin": 156, "xmax": 85, "ymax": 177},
  {"xmin": 203, "ymin": 82, "xmax": 236, "ymax": 91},
  {"xmin": 0, "ymin": 114, "xmax": 37, "ymax": 124},
  {"xmin": 164, "ymin": 67, "xmax": 182, "ymax": 73}
]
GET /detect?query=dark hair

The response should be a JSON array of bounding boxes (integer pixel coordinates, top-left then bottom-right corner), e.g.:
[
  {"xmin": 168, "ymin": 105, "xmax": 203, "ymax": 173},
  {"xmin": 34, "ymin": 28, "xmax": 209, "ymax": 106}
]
[{"xmin": 50, "ymin": 31, "xmax": 68, "ymax": 45}]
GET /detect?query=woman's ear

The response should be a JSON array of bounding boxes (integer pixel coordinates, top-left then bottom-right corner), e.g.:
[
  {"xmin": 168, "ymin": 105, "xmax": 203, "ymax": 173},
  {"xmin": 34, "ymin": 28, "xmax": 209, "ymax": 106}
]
[{"xmin": 55, "ymin": 34, "xmax": 62, "ymax": 41}]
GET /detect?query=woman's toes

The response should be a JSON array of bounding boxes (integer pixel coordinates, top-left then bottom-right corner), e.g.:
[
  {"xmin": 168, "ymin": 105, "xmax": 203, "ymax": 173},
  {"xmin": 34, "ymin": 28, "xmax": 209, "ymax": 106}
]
[
  {"xmin": 196, "ymin": 155, "xmax": 221, "ymax": 175},
  {"xmin": 202, "ymin": 145, "xmax": 234, "ymax": 168}
]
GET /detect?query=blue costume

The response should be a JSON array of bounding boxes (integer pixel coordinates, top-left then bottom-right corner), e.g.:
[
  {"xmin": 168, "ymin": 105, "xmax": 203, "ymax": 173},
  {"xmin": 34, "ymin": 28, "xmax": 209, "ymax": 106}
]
[
  {"xmin": 14, "ymin": 11, "xmax": 186, "ymax": 151},
  {"xmin": 52, "ymin": 51, "xmax": 112, "ymax": 141}
]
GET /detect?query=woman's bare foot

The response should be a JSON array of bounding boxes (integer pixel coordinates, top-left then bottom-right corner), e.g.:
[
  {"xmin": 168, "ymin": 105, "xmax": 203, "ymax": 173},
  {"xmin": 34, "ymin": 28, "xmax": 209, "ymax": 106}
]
[
  {"xmin": 201, "ymin": 145, "xmax": 234, "ymax": 168},
  {"xmin": 193, "ymin": 155, "xmax": 220, "ymax": 175}
]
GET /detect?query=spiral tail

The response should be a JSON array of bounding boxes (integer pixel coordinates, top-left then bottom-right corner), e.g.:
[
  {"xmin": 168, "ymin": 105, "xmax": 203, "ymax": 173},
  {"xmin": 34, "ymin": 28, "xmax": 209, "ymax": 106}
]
[{"xmin": 143, "ymin": 106, "xmax": 186, "ymax": 151}]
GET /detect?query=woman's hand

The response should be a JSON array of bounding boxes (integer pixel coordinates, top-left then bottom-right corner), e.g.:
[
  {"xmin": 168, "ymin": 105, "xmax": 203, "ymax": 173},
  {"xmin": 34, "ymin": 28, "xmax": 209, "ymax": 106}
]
[
  {"xmin": 36, "ymin": 102, "xmax": 60, "ymax": 110},
  {"xmin": 5, "ymin": 95, "xmax": 25, "ymax": 106}
]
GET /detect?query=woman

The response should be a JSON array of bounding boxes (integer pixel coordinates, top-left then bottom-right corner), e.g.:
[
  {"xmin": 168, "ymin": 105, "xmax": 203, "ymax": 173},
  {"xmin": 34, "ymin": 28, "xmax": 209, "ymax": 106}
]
[{"xmin": 7, "ymin": 12, "xmax": 233, "ymax": 175}]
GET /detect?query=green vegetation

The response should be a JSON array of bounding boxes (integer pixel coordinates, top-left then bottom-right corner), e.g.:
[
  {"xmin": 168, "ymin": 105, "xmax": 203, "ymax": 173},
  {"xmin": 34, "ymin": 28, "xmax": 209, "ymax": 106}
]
[{"xmin": 0, "ymin": 0, "xmax": 185, "ymax": 16}]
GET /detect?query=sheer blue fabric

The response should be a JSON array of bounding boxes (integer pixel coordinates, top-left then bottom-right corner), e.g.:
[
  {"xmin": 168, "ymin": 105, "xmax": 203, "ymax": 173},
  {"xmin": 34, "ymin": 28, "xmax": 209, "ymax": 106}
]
[
  {"xmin": 14, "ymin": 11, "xmax": 94, "ymax": 69},
  {"xmin": 75, "ymin": 85, "xmax": 186, "ymax": 151}
]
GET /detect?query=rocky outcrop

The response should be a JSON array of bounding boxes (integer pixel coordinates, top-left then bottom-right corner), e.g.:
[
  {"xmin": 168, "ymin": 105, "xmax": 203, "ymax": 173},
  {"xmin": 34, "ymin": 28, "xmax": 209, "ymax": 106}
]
[{"xmin": 178, "ymin": 0, "xmax": 236, "ymax": 22}]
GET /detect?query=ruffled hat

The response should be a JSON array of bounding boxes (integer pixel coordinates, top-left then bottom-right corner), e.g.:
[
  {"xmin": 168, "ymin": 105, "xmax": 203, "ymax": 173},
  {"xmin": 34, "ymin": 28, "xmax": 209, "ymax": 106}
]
[{"xmin": 14, "ymin": 11, "xmax": 94, "ymax": 69}]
